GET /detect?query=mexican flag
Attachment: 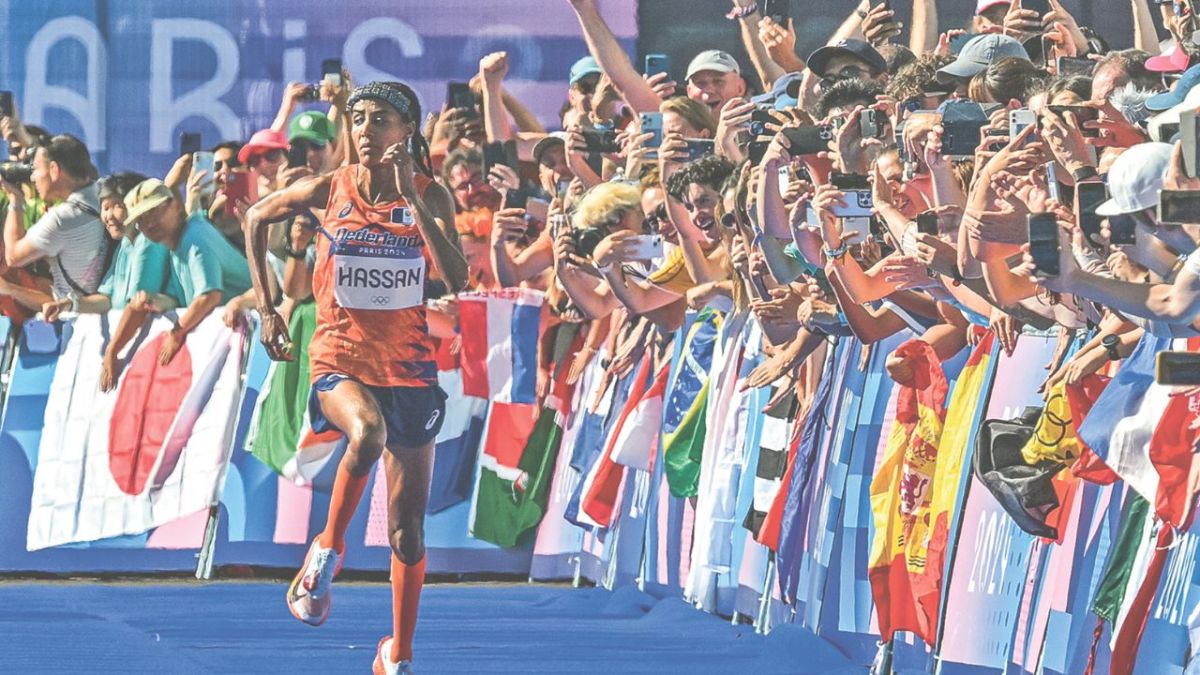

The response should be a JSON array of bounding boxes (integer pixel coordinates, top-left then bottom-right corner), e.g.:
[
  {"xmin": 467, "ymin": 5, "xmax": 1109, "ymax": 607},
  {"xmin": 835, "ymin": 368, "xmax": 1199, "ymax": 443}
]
[
  {"xmin": 246, "ymin": 301, "xmax": 341, "ymax": 485},
  {"xmin": 26, "ymin": 313, "xmax": 245, "ymax": 550}
]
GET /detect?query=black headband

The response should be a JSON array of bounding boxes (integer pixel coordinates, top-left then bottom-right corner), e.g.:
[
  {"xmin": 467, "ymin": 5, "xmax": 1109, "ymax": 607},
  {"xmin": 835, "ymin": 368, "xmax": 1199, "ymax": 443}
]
[{"xmin": 346, "ymin": 82, "xmax": 414, "ymax": 119}]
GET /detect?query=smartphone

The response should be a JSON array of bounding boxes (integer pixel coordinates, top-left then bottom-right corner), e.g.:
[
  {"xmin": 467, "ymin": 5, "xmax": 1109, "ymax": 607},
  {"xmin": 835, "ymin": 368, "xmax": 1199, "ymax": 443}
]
[
  {"xmin": 1047, "ymin": 105, "xmax": 1100, "ymax": 137},
  {"xmin": 628, "ymin": 234, "xmax": 665, "ymax": 261},
  {"xmin": 526, "ymin": 197, "xmax": 550, "ymax": 224},
  {"xmin": 446, "ymin": 82, "xmax": 476, "ymax": 112},
  {"xmin": 916, "ymin": 210, "xmax": 938, "ymax": 236},
  {"xmin": 483, "ymin": 140, "xmax": 518, "ymax": 174},
  {"xmin": 830, "ymin": 172, "xmax": 875, "ymax": 218},
  {"xmin": 748, "ymin": 139, "xmax": 770, "ymax": 165},
  {"xmin": 781, "ymin": 125, "xmax": 833, "ymax": 156},
  {"xmin": 640, "ymin": 112, "xmax": 664, "ymax": 150},
  {"xmin": 1158, "ymin": 190, "xmax": 1200, "ymax": 225},
  {"xmin": 683, "ymin": 138, "xmax": 715, "ymax": 161},
  {"xmin": 192, "ymin": 151, "xmax": 216, "ymax": 200},
  {"xmin": 1009, "ymin": 108, "xmax": 1036, "ymax": 141},
  {"xmin": 1021, "ymin": 0, "xmax": 1050, "ymax": 15},
  {"xmin": 762, "ymin": 0, "xmax": 790, "ymax": 24},
  {"xmin": 1182, "ymin": 109, "xmax": 1199, "ymax": 179},
  {"xmin": 644, "ymin": 53, "xmax": 671, "ymax": 79},
  {"xmin": 286, "ymin": 143, "xmax": 308, "ymax": 169},
  {"xmin": 1156, "ymin": 351, "xmax": 1200, "ymax": 386},
  {"xmin": 503, "ymin": 187, "xmax": 529, "ymax": 210},
  {"xmin": 581, "ymin": 128, "xmax": 621, "ymax": 154},
  {"xmin": 1044, "ymin": 161, "xmax": 1063, "ymax": 204},
  {"xmin": 179, "ymin": 132, "xmax": 201, "ymax": 157},
  {"xmin": 860, "ymin": 109, "xmax": 885, "ymax": 140},
  {"xmin": 223, "ymin": 171, "xmax": 259, "ymax": 216},
  {"xmin": 1057, "ymin": 57, "xmax": 1094, "ymax": 78},
  {"xmin": 1108, "ymin": 213, "xmax": 1137, "ymax": 246},
  {"xmin": 840, "ymin": 216, "xmax": 871, "ymax": 244},
  {"xmin": 1041, "ymin": 35, "xmax": 1056, "ymax": 69},
  {"xmin": 749, "ymin": 108, "xmax": 775, "ymax": 137},
  {"xmin": 1075, "ymin": 181, "xmax": 1108, "ymax": 249},
  {"xmin": 941, "ymin": 100, "xmax": 988, "ymax": 159},
  {"xmin": 1027, "ymin": 213, "xmax": 1060, "ymax": 277},
  {"xmin": 0, "ymin": 91, "xmax": 11, "ymax": 118},
  {"xmin": 321, "ymin": 58, "xmax": 342, "ymax": 87},
  {"xmin": 777, "ymin": 165, "xmax": 791, "ymax": 195}
]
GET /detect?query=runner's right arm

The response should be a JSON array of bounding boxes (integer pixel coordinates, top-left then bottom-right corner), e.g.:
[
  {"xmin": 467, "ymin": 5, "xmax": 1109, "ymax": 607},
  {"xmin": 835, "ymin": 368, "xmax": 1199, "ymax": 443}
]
[{"xmin": 244, "ymin": 173, "xmax": 333, "ymax": 360}]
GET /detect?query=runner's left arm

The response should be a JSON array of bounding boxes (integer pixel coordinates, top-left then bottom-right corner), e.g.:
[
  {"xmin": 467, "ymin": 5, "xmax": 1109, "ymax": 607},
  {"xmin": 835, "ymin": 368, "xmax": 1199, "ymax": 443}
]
[{"xmin": 405, "ymin": 173, "xmax": 470, "ymax": 294}]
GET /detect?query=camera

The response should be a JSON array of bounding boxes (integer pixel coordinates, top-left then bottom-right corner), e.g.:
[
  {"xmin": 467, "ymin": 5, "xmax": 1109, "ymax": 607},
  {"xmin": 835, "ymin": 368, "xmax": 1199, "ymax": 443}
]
[
  {"xmin": 568, "ymin": 226, "xmax": 609, "ymax": 259},
  {"xmin": 300, "ymin": 84, "xmax": 321, "ymax": 102},
  {"xmin": 0, "ymin": 161, "xmax": 33, "ymax": 184}
]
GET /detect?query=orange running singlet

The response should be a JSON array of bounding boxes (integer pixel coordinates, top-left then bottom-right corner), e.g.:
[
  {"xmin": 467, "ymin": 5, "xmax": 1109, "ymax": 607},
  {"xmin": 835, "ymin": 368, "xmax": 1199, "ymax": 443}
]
[{"xmin": 309, "ymin": 165, "xmax": 438, "ymax": 388}]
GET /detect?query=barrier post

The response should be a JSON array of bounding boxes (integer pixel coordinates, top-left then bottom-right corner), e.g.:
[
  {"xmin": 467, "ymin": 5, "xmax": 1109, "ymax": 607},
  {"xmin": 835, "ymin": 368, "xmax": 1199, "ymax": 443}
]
[
  {"xmin": 755, "ymin": 556, "xmax": 776, "ymax": 634},
  {"xmin": 195, "ymin": 322, "xmax": 253, "ymax": 580}
]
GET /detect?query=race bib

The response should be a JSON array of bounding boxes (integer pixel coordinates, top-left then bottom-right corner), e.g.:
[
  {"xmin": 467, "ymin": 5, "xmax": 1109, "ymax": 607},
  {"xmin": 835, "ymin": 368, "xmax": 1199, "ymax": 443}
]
[{"xmin": 332, "ymin": 245, "xmax": 425, "ymax": 311}]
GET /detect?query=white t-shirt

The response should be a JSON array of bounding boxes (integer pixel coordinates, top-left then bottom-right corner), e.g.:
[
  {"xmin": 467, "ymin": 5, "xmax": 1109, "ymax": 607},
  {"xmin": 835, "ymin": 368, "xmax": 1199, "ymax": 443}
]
[{"xmin": 24, "ymin": 182, "xmax": 107, "ymax": 298}]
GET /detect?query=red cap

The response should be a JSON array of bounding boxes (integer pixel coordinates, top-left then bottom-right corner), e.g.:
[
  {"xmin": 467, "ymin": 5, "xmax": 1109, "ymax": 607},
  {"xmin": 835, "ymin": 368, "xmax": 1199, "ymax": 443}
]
[
  {"xmin": 1147, "ymin": 43, "xmax": 1191, "ymax": 74},
  {"xmin": 237, "ymin": 129, "xmax": 289, "ymax": 164},
  {"xmin": 976, "ymin": 0, "xmax": 1008, "ymax": 13}
]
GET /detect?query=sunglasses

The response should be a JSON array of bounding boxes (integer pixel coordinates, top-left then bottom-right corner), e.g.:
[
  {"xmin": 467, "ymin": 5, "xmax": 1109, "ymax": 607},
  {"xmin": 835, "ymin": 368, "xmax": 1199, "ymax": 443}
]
[{"xmin": 644, "ymin": 204, "xmax": 668, "ymax": 231}]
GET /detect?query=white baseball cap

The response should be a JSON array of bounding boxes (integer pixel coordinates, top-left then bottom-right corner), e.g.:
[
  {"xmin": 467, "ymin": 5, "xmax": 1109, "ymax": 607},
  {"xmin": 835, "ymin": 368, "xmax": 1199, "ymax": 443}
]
[
  {"xmin": 976, "ymin": 0, "xmax": 1008, "ymax": 12},
  {"xmin": 685, "ymin": 50, "xmax": 741, "ymax": 81},
  {"xmin": 1095, "ymin": 142, "xmax": 1175, "ymax": 217}
]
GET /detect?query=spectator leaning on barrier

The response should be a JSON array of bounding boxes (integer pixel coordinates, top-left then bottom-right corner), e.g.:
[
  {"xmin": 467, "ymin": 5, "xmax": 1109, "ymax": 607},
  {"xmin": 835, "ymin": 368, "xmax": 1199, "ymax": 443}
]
[
  {"xmin": 41, "ymin": 171, "xmax": 178, "ymax": 320},
  {"xmin": 1, "ymin": 133, "xmax": 106, "ymax": 313},
  {"xmin": 115, "ymin": 178, "xmax": 252, "ymax": 365}
]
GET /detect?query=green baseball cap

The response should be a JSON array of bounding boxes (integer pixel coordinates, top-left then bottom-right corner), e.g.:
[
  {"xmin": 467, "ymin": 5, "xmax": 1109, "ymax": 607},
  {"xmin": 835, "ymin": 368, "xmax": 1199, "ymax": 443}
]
[{"xmin": 288, "ymin": 111, "xmax": 336, "ymax": 145}]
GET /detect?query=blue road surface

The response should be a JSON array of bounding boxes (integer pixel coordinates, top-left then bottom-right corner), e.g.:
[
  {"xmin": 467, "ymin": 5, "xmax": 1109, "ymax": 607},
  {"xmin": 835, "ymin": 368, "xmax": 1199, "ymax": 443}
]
[{"xmin": 0, "ymin": 582, "xmax": 866, "ymax": 674}]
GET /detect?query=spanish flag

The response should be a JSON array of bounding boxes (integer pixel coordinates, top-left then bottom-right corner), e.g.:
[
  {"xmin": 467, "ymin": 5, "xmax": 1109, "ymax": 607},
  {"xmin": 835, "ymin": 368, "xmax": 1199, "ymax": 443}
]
[{"xmin": 868, "ymin": 338, "xmax": 950, "ymax": 645}]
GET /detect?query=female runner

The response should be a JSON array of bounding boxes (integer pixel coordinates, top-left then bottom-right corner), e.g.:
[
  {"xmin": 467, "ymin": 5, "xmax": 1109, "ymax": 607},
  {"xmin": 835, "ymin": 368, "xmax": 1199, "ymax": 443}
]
[{"xmin": 244, "ymin": 81, "xmax": 469, "ymax": 675}]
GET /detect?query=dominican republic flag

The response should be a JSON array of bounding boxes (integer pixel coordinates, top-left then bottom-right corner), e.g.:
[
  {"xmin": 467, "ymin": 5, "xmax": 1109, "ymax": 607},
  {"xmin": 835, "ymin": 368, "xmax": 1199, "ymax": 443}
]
[
  {"xmin": 458, "ymin": 288, "xmax": 543, "ymax": 405},
  {"xmin": 26, "ymin": 313, "xmax": 246, "ymax": 550},
  {"xmin": 868, "ymin": 338, "xmax": 949, "ymax": 645}
]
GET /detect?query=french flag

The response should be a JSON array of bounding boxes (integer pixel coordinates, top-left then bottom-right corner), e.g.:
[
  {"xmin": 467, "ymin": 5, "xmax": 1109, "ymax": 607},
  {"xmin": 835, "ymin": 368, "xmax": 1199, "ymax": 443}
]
[{"xmin": 458, "ymin": 289, "xmax": 544, "ymax": 405}]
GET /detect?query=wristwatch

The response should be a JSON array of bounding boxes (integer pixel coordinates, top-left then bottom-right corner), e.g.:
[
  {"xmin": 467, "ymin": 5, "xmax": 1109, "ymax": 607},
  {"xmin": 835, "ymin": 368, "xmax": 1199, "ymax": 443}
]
[
  {"xmin": 1071, "ymin": 166, "xmax": 1099, "ymax": 183},
  {"xmin": 1101, "ymin": 334, "xmax": 1121, "ymax": 361}
]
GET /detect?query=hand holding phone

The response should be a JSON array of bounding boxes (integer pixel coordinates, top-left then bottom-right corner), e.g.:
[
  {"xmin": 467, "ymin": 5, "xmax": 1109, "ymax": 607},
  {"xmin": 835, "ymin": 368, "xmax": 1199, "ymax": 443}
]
[
  {"xmin": 321, "ymin": 59, "xmax": 343, "ymax": 87},
  {"xmin": 640, "ymin": 113, "xmax": 664, "ymax": 151},
  {"xmin": 627, "ymin": 234, "xmax": 665, "ymax": 261},
  {"xmin": 223, "ymin": 171, "xmax": 259, "ymax": 217},
  {"xmin": 1027, "ymin": 212, "xmax": 1060, "ymax": 277},
  {"xmin": 446, "ymin": 82, "xmax": 476, "ymax": 113},
  {"xmin": 644, "ymin": 53, "xmax": 671, "ymax": 79}
]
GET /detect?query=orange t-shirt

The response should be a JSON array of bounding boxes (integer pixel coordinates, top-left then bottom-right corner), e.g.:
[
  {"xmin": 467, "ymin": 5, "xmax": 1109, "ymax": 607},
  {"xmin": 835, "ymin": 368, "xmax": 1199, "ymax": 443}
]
[{"xmin": 310, "ymin": 165, "xmax": 438, "ymax": 388}]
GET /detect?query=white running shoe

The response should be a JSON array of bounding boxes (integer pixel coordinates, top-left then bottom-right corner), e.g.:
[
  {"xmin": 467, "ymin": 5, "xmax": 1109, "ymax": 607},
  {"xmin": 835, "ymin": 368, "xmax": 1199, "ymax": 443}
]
[
  {"xmin": 286, "ymin": 539, "xmax": 340, "ymax": 626},
  {"xmin": 373, "ymin": 637, "xmax": 416, "ymax": 675}
]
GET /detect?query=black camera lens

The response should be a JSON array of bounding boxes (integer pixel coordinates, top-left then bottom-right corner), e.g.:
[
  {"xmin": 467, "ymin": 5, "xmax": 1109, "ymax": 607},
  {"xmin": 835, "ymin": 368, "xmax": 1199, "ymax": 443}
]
[{"xmin": 0, "ymin": 161, "xmax": 33, "ymax": 184}]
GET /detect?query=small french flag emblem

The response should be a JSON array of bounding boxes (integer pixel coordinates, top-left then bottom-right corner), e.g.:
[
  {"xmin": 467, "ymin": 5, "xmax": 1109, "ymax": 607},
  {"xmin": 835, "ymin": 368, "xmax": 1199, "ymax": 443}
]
[{"xmin": 391, "ymin": 207, "xmax": 414, "ymax": 225}]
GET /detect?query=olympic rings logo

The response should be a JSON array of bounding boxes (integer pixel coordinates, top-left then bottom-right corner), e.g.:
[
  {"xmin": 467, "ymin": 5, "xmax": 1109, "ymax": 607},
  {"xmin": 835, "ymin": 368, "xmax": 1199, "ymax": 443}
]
[{"xmin": 371, "ymin": 296, "xmax": 391, "ymax": 305}]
